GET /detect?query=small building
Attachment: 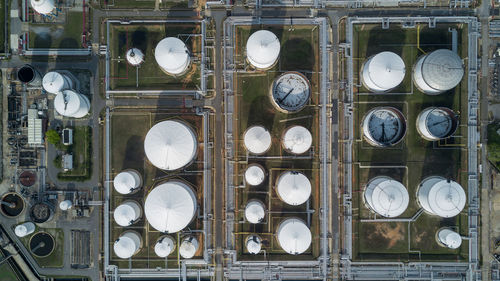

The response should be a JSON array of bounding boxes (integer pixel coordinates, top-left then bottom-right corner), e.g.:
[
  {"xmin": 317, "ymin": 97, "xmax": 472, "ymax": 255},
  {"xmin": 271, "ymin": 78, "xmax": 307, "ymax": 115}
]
[
  {"xmin": 62, "ymin": 154, "xmax": 73, "ymax": 171},
  {"xmin": 62, "ymin": 128, "xmax": 73, "ymax": 145},
  {"xmin": 27, "ymin": 109, "xmax": 43, "ymax": 146}
]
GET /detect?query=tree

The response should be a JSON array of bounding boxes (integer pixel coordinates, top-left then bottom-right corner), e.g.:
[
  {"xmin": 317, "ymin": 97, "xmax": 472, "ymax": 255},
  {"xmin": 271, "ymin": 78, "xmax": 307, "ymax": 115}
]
[{"xmin": 46, "ymin": 129, "xmax": 61, "ymax": 146}]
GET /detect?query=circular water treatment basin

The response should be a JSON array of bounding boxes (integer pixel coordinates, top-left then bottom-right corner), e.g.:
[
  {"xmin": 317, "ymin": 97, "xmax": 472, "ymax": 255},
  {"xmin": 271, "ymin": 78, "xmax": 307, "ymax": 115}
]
[
  {"xmin": 30, "ymin": 203, "xmax": 52, "ymax": 223},
  {"xmin": 19, "ymin": 171, "xmax": 36, "ymax": 187},
  {"xmin": 0, "ymin": 193, "xmax": 25, "ymax": 218},
  {"xmin": 17, "ymin": 65, "xmax": 35, "ymax": 83},
  {"xmin": 29, "ymin": 232, "xmax": 55, "ymax": 257}
]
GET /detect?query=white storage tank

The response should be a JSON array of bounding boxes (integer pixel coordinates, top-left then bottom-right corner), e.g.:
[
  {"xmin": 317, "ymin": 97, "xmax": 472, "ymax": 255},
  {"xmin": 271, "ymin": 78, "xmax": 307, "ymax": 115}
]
[
  {"xmin": 361, "ymin": 51, "xmax": 405, "ymax": 92},
  {"xmin": 113, "ymin": 201, "xmax": 142, "ymax": 227},
  {"xmin": 54, "ymin": 90, "xmax": 90, "ymax": 118},
  {"xmin": 155, "ymin": 37, "xmax": 191, "ymax": 75},
  {"xmin": 417, "ymin": 176, "xmax": 466, "ymax": 218},
  {"xmin": 59, "ymin": 200, "xmax": 72, "ymax": 211},
  {"xmin": 14, "ymin": 222, "xmax": 35, "ymax": 237},
  {"xmin": 362, "ymin": 107, "xmax": 406, "ymax": 147},
  {"xmin": 126, "ymin": 48, "xmax": 145, "ymax": 66},
  {"xmin": 243, "ymin": 126, "xmax": 272, "ymax": 155},
  {"xmin": 30, "ymin": 0, "xmax": 55, "ymax": 15},
  {"xmin": 276, "ymin": 171, "xmax": 311, "ymax": 206},
  {"xmin": 364, "ymin": 176, "xmax": 409, "ymax": 218},
  {"xmin": 245, "ymin": 235, "xmax": 262, "ymax": 254},
  {"xmin": 276, "ymin": 218, "xmax": 311, "ymax": 255},
  {"xmin": 113, "ymin": 231, "xmax": 142, "ymax": 259},
  {"xmin": 42, "ymin": 72, "xmax": 73, "ymax": 94},
  {"xmin": 437, "ymin": 228, "xmax": 462, "ymax": 249},
  {"xmin": 246, "ymin": 30, "xmax": 280, "ymax": 70},
  {"xmin": 244, "ymin": 164, "xmax": 265, "ymax": 186},
  {"xmin": 154, "ymin": 235, "xmax": 176, "ymax": 257},
  {"xmin": 245, "ymin": 199, "xmax": 266, "ymax": 224},
  {"xmin": 282, "ymin": 125, "xmax": 312, "ymax": 154},
  {"xmin": 113, "ymin": 170, "xmax": 142, "ymax": 195},
  {"xmin": 416, "ymin": 107, "xmax": 458, "ymax": 141},
  {"xmin": 179, "ymin": 236, "xmax": 199, "ymax": 259}
]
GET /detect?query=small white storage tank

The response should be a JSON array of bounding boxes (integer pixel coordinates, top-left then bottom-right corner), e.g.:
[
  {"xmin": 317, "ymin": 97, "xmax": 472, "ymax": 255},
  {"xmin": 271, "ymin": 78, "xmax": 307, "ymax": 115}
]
[
  {"xmin": 413, "ymin": 49, "xmax": 464, "ymax": 95},
  {"xmin": 144, "ymin": 120, "xmax": 197, "ymax": 171},
  {"xmin": 361, "ymin": 51, "xmax": 405, "ymax": 92},
  {"xmin": 246, "ymin": 30, "xmax": 280, "ymax": 70},
  {"xmin": 155, "ymin": 37, "xmax": 191, "ymax": 75},
  {"xmin": 113, "ymin": 201, "xmax": 142, "ymax": 227},
  {"xmin": 114, "ymin": 231, "xmax": 142, "ymax": 259},
  {"xmin": 282, "ymin": 125, "xmax": 312, "ymax": 154},
  {"xmin": 416, "ymin": 107, "xmax": 458, "ymax": 141},
  {"xmin": 276, "ymin": 218, "xmax": 311, "ymax": 255},
  {"xmin": 244, "ymin": 126, "xmax": 272, "ymax": 155},
  {"xmin": 14, "ymin": 222, "xmax": 35, "ymax": 237},
  {"xmin": 179, "ymin": 236, "xmax": 199, "ymax": 259},
  {"xmin": 276, "ymin": 171, "xmax": 311, "ymax": 206},
  {"xmin": 30, "ymin": 0, "xmax": 55, "ymax": 14},
  {"xmin": 245, "ymin": 164, "xmax": 265, "ymax": 186},
  {"xmin": 54, "ymin": 90, "xmax": 90, "ymax": 118},
  {"xmin": 126, "ymin": 48, "xmax": 145, "ymax": 66},
  {"xmin": 246, "ymin": 235, "xmax": 262, "ymax": 254},
  {"xmin": 245, "ymin": 200, "xmax": 265, "ymax": 224},
  {"xmin": 59, "ymin": 200, "xmax": 72, "ymax": 211},
  {"xmin": 362, "ymin": 107, "xmax": 406, "ymax": 147},
  {"xmin": 417, "ymin": 176, "xmax": 466, "ymax": 218},
  {"xmin": 113, "ymin": 170, "xmax": 142, "ymax": 195},
  {"xmin": 154, "ymin": 235, "xmax": 175, "ymax": 257},
  {"xmin": 437, "ymin": 228, "xmax": 462, "ymax": 249},
  {"xmin": 364, "ymin": 176, "xmax": 409, "ymax": 218},
  {"xmin": 42, "ymin": 72, "xmax": 73, "ymax": 94}
]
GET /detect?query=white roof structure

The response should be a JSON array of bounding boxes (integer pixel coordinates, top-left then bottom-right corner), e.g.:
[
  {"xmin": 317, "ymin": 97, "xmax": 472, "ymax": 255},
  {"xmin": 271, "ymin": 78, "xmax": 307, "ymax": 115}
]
[
  {"xmin": 413, "ymin": 49, "xmax": 464, "ymax": 95},
  {"xmin": 144, "ymin": 181, "xmax": 197, "ymax": 233},
  {"xmin": 144, "ymin": 120, "xmax": 197, "ymax": 171},
  {"xmin": 114, "ymin": 231, "xmax": 141, "ymax": 259},
  {"xmin": 361, "ymin": 51, "xmax": 405, "ymax": 92},
  {"xmin": 245, "ymin": 164, "xmax": 265, "ymax": 186},
  {"xmin": 155, "ymin": 37, "xmax": 191, "ymax": 75},
  {"xmin": 246, "ymin": 30, "xmax": 280, "ymax": 69},
  {"xmin": 14, "ymin": 222, "xmax": 35, "ymax": 238},
  {"xmin": 416, "ymin": 107, "xmax": 458, "ymax": 141},
  {"xmin": 246, "ymin": 235, "xmax": 262, "ymax": 254},
  {"xmin": 42, "ymin": 72, "xmax": 73, "ymax": 94},
  {"xmin": 437, "ymin": 228, "xmax": 462, "ymax": 249},
  {"xmin": 362, "ymin": 107, "xmax": 406, "ymax": 147},
  {"xmin": 113, "ymin": 170, "xmax": 142, "ymax": 195},
  {"xmin": 364, "ymin": 176, "xmax": 409, "ymax": 218},
  {"xmin": 276, "ymin": 171, "xmax": 311, "ymax": 206},
  {"xmin": 244, "ymin": 126, "xmax": 272, "ymax": 155},
  {"xmin": 154, "ymin": 235, "xmax": 175, "ymax": 257},
  {"xmin": 114, "ymin": 201, "xmax": 142, "ymax": 227},
  {"xmin": 282, "ymin": 126, "xmax": 312, "ymax": 154},
  {"xmin": 245, "ymin": 200, "xmax": 266, "ymax": 224},
  {"xmin": 59, "ymin": 200, "xmax": 72, "ymax": 211},
  {"xmin": 179, "ymin": 236, "xmax": 199, "ymax": 259},
  {"xmin": 417, "ymin": 177, "xmax": 466, "ymax": 218},
  {"xmin": 276, "ymin": 218, "xmax": 311, "ymax": 255},
  {"xmin": 126, "ymin": 48, "xmax": 145, "ymax": 66},
  {"xmin": 54, "ymin": 90, "xmax": 90, "ymax": 118},
  {"xmin": 30, "ymin": 0, "xmax": 55, "ymax": 14},
  {"xmin": 27, "ymin": 109, "xmax": 43, "ymax": 146}
]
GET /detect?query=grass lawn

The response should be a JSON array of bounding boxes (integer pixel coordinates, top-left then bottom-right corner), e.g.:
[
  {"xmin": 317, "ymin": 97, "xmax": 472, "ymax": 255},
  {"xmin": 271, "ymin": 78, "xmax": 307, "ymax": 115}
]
[
  {"xmin": 28, "ymin": 11, "xmax": 84, "ymax": 49},
  {"xmin": 18, "ymin": 228, "xmax": 64, "ymax": 268},
  {"xmin": 57, "ymin": 126, "xmax": 92, "ymax": 181},
  {"xmin": 100, "ymin": 0, "xmax": 155, "ymax": 9},
  {"xmin": 488, "ymin": 123, "xmax": 500, "ymax": 170},
  {"xmin": 0, "ymin": 251, "xmax": 21, "ymax": 281}
]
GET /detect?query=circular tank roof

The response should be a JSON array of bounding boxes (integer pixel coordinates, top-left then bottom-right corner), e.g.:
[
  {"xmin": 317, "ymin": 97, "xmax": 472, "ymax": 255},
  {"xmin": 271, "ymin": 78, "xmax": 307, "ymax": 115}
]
[
  {"xmin": 30, "ymin": 0, "xmax": 55, "ymax": 14},
  {"xmin": 113, "ymin": 170, "xmax": 141, "ymax": 194},
  {"xmin": 246, "ymin": 30, "xmax": 280, "ymax": 69},
  {"xmin": 54, "ymin": 90, "xmax": 89, "ymax": 118},
  {"xmin": 126, "ymin": 48, "xmax": 145, "ymax": 66},
  {"xmin": 144, "ymin": 120, "xmax": 197, "ymax": 171},
  {"xmin": 114, "ymin": 232, "xmax": 140, "ymax": 259},
  {"xmin": 422, "ymin": 108, "xmax": 457, "ymax": 139},
  {"xmin": 362, "ymin": 51, "xmax": 405, "ymax": 92},
  {"xmin": 420, "ymin": 49, "xmax": 464, "ymax": 92},
  {"xmin": 245, "ymin": 164, "xmax": 265, "ymax": 186},
  {"xmin": 276, "ymin": 171, "xmax": 311, "ymax": 206},
  {"xmin": 42, "ymin": 72, "xmax": 66, "ymax": 94},
  {"xmin": 15, "ymin": 222, "xmax": 35, "ymax": 237},
  {"xmin": 19, "ymin": 171, "xmax": 36, "ymax": 187},
  {"xmin": 244, "ymin": 126, "xmax": 272, "ymax": 155},
  {"xmin": 362, "ymin": 107, "xmax": 406, "ymax": 147},
  {"xmin": 30, "ymin": 202, "xmax": 51, "ymax": 223},
  {"xmin": 271, "ymin": 72, "xmax": 311, "ymax": 112},
  {"xmin": 18, "ymin": 65, "xmax": 36, "ymax": 83},
  {"xmin": 282, "ymin": 126, "xmax": 312, "ymax": 154},
  {"xmin": 246, "ymin": 235, "xmax": 262, "ymax": 254},
  {"xmin": 155, "ymin": 37, "xmax": 190, "ymax": 75},
  {"xmin": 277, "ymin": 218, "xmax": 311, "ymax": 255},
  {"xmin": 364, "ymin": 176, "xmax": 409, "ymax": 218},
  {"xmin": 59, "ymin": 200, "xmax": 72, "ymax": 211},
  {"xmin": 438, "ymin": 228, "xmax": 462, "ymax": 249},
  {"xmin": 245, "ymin": 200, "xmax": 265, "ymax": 224},
  {"xmin": 155, "ymin": 236, "xmax": 175, "ymax": 257},
  {"xmin": 418, "ymin": 177, "xmax": 466, "ymax": 218},
  {"xmin": 179, "ymin": 236, "xmax": 198, "ymax": 259},
  {"xmin": 144, "ymin": 181, "xmax": 197, "ymax": 233},
  {"xmin": 113, "ymin": 202, "xmax": 140, "ymax": 227}
]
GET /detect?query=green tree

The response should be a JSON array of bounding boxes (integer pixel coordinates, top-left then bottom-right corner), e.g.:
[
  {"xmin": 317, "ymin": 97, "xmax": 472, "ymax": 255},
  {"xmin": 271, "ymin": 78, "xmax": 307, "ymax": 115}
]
[{"xmin": 46, "ymin": 129, "xmax": 61, "ymax": 146}]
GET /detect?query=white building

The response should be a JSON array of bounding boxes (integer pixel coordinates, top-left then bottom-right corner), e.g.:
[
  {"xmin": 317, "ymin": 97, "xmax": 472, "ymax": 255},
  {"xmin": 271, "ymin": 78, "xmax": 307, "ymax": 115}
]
[
  {"xmin": 42, "ymin": 72, "xmax": 73, "ymax": 94},
  {"xmin": 179, "ymin": 236, "xmax": 199, "ymax": 259},
  {"xmin": 364, "ymin": 176, "xmax": 409, "ymax": 218},
  {"xmin": 417, "ymin": 177, "xmax": 466, "ymax": 218},
  {"xmin": 62, "ymin": 154, "xmax": 73, "ymax": 171},
  {"xmin": 54, "ymin": 90, "xmax": 90, "ymax": 118},
  {"xmin": 282, "ymin": 126, "xmax": 312, "ymax": 154},
  {"xmin": 246, "ymin": 235, "xmax": 262, "ymax": 254},
  {"xmin": 416, "ymin": 107, "xmax": 458, "ymax": 141},
  {"xmin": 276, "ymin": 218, "xmax": 311, "ymax": 255},
  {"xmin": 243, "ymin": 126, "xmax": 272, "ymax": 155},
  {"xmin": 154, "ymin": 235, "xmax": 176, "ymax": 257},
  {"xmin": 437, "ymin": 228, "xmax": 462, "ymax": 249},
  {"xmin": 27, "ymin": 109, "xmax": 43, "ymax": 146},
  {"xmin": 244, "ymin": 200, "xmax": 266, "ymax": 224},
  {"xmin": 30, "ymin": 0, "xmax": 55, "ymax": 15},
  {"xmin": 113, "ymin": 201, "xmax": 142, "ymax": 227},
  {"xmin": 113, "ymin": 231, "xmax": 142, "ymax": 259},
  {"xmin": 155, "ymin": 37, "xmax": 191, "ymax": 75},
  {"xmin": 276, "ymin": 171, "xmax": 311, "ymax": 206},
  {"xmin": 244, "ymin": 164, "xmax": 265, "ymax": 186},
  {"xmin": 246, "ymin": 30, "xmax": 280, "ymax": 70},
  {"xmin": 126, "ymin": 48, "xmax": 145, "ymax": 66},
  {"xmin": 361, "ymin": 51, "xmax": 405, "ymax": 92},
  {"xmin": 113, "ymin": 170, "xmax": 142, "ymax": 195}
]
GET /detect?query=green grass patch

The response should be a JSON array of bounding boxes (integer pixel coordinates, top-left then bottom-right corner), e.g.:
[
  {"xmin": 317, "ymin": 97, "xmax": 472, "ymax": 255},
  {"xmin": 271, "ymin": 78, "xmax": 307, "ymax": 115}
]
[
  {"xmin": 100, "ymin": 0, "xmax": 155, "ymax": 9},
  {"xmin": 488, "ymin": 123, "xmax": 500, "ymax": 170},
  {"xmin": 57, "ymin": 126, "xmax": 92, "ymax": 182},
  {"xmin": 29, "ymin": 11, "xmax": 84, "ymax": 49}
]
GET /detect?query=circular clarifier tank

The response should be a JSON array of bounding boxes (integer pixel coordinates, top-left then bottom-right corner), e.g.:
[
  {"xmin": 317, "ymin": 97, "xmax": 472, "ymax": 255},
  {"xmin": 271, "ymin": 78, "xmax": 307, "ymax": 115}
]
[
  {"xmin": 19, "ymin": 171, "xmax": 37, "ymax": 187},
  {"xmin": 29, "ymin": 232, "xmax": 55, "ymax": 257},
  {"xmin": 30, "ymin": 203, "xmax": 52, "ymax": 223},
  {"xmin": 362, "ymin": 107, "xmax": 406, "ymax": 147},
  {"xmin": 0, "ymin": 193, "xmax": 25, "ymax": 218}
]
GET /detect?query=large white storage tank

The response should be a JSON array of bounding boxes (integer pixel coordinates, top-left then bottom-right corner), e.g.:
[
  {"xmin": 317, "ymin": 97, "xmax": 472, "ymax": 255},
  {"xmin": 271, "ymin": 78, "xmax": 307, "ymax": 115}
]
[
  {"xmin": 113, "ymin": 231, "xmax": 142, "ymax": 259},
  {"xmin": 417, "ymin": 176, "xmax": 466, "ymax": 218},
  {"xmin": 245, "ymin": 199, "xmax": 266, "ymax": 224},
  {"xmin": 416, "ymin": 107, "xmax": 458, "ymax": 141},
  {"xmin": 244, "ymin": 164, "xmax": 265, "ymax": 186},
  {"xmin": 437, "ymin": 228, "xmax": 462, "ymax": 249},
  {"xmin": 413, "ymin": 49, "xmax": 464, "ymax": 95},
  {"xmin": 362, "ymin": 107, "xmax": 406, "ymax": 147},
  {"xmin": 275, "ymin": 171, "xmax": 311, "ymax": 206},
  {"xmin": 179, "ymin": 236, "xmax": 199, "ymax": 259},
  {"xmin": 54, "ymin": 90, "xmax": 90, "ymax": 118},
  {"xmin": 246, "ymin": 30, "xmax": 280, "ymax": 70},
  {"xmin": 30, "ymin": 0, "xmax": 55, "ymax": 15},
  {"xmin": 282, "ymin": 126, "xmax": 312, "ymax": 154},
  {"xmin": 113, "ymin": 170, "xmax": 142, "ymax": 195},
  {"xmin": 113, "ymin": 201, "xmax": 142, "ymax": 227},
  {"xmin": 126, "ymin": 48, "xmax": 145, "ymax": 66},
  {"xmin": 243, "ymin": 126, "xmax": 272, "ymax": 155},
  {"xmin": 361, "ymin": 51, "xmax": 405, "ymax": 92},
  {"xmin": 14, "ymin": 222, "xmax": 35, "ymax": 237},
  {"xmin": 246, "ymin": 235, "xmax": 262, "ymax": 254},
  {"xmin": 276, "ymin": 218, "xmax": 311, "ymax": 255},
  {"xmin": 144, "ymin": 181, "xmax": 197, "ymax": 233},
  {"xmin": 154, "ymin": 235, "xmax": 175, "ymax": 257},
  {"xmin": 155, "ymin": 37, "xmax": 191, "ymax": 75},
  {"xmin": 144, "ymin": 120, "xmax": 197, "ymax": 171},
  {"xmin": 364, "ymin": 176, "xmax": 409, "ymax": 218},
  {"xmin": 42, "ymin": 72, "xmax": 73, "ymax": 94}
]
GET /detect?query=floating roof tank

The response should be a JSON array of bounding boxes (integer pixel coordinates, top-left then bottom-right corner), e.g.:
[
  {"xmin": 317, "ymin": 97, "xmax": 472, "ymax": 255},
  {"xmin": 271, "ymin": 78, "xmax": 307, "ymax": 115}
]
[
  {"xmin": 246, "ymin": 30, "xmax": 280, "ymax": 70},
  {"xmin": 413, "ymin": 49, "xmax": 464, "ymax": 95},
  {"xmin": 246, "ymin": 235, "xmax": 262, "ymax": 254},
  {"xmin": 437, "ymin": 228, "xmax": 462, "ymax": 249},
  {"xmin": 276, "ymin": 171, "xmax": 311, "ymax": 206},
  {"xmin": 15, "ymin": 222, "xmax": 35, "ymax": 237},
  {"xmin": 361, "ymin": 51, "xmax": 405, "ymax": 92},
  {"xmin": 417, "ymin": 177, "xmax": 466, "ymax": 218},
  {"xmin": 154, "ymin": 235, "xmax": 175, "ymax": 257},
  {"xmin": 113, "ymin": 201, "xmax": 142, "ymax": 227},
  {"xmin": 59, "ymin": 200, "xmax": 72, "ymax": 211},
  {"xmin": 154, "ymin": 37, "xmax": 191, "ymax": 75},
  {"xmin": 282, "ymin": 126, "xmax": 312, "ymax": 154},
  {"xmin": 416, "ymin": 107, "xmax": 458, "ymax": 141},
  {"xmin": 271, "ymin": 72, "xmax": 311, "ymax": 112},
  {"xmin": 126, "ymin": 48, "xmax": 145, "ymax": 66},
  {"xmin": 42, "ymin": 72, "xmax": 73, "ymax": 94},
  {"xmin": 144, "ymin": 120, "xmax": 197, "ymax": 171},
  {"xmin": 277, "ymin": 218, "xmax": 311, "ymax": 255},
  {"xmin": 30, "ymin": 0, "xmax": 55, "ymax": 14},
  {"xmin": 144, "ymin": 181, "xmax": 197, "ymax": 233},
  {"xmin": 243, "ymin": 126, "xmax": 272, "ymax": 155},
  {"xmin": 364, "ymin": 176, "xmax": 409, "ymax": 218},
  {"xmin": 54, "ymin": 90, "xmax": 90, "ymax": 118},
  {"xmin": 113, "ymin": 170, "xmax": 142, "ymax": 195},
  {"xmin": 362, "ymin": 107, "xmax": 406, "ymax": 147},
  {"xmin": 17, "ymin": 65, "xmax": 41, "ymax": 85},
  {"xmin": 244, "ymin": 200, "xmax": 265, "ymax": 224},
  {"xmin": 245, "ymin": 164, "xmax": 265, "ymax": 186},
  {"xmin": 179, "ymin": 236, "xmax": 199, "ymax": 259},
  {"xmin": 113, "ymin": 231, "xmax": 142, "ymax": 259}
]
